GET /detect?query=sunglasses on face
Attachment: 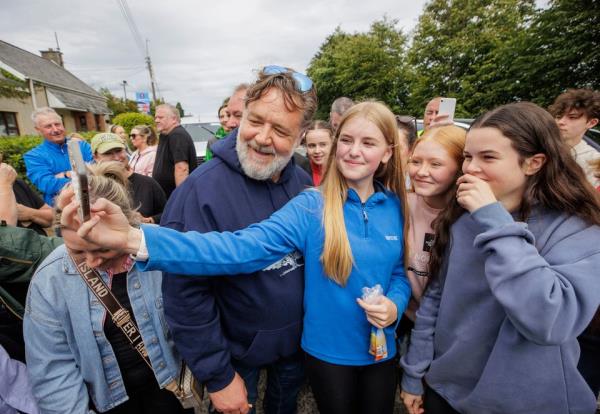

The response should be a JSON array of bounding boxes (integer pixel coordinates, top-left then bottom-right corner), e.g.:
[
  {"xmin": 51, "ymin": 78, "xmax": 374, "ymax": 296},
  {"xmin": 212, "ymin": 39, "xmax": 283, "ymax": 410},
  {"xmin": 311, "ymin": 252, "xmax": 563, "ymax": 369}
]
[
  {"xmin": 130, "ymin": 134, "xmax": 140, "ymax": 138},
  {"xmin": 263, "ymin": 65, "xmax": 313, "ymax": 93}
]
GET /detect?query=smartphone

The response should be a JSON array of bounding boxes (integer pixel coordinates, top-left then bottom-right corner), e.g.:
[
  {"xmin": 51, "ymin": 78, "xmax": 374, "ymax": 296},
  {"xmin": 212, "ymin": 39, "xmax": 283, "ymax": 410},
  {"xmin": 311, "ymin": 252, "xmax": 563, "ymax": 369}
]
[
  {"xmin": 438, "ymin": 97, "xmax": 456, "ymax": 122},
  {"xmin": 67, "ymin": 140, "xmax": 91, "ymax": 222}
]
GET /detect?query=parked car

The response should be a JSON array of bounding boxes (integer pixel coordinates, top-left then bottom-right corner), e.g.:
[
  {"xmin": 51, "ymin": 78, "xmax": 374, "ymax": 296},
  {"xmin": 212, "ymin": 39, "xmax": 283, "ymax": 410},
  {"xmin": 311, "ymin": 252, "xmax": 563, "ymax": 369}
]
[
  {"xmin": 417, "ymin": 119, "xmax": 600, "ymax": 151},
  {"xmin": 180, "ymin": 117, "xmax": 220, "ymax": 164}
]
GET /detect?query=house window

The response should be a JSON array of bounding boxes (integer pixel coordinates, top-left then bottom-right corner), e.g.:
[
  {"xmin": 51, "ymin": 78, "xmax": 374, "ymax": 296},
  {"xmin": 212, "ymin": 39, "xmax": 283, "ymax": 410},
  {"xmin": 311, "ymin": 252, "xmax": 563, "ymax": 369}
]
[
  {"xmin": 0, "ymin": 112, "xmax": 19, "ymax": 136},
  {"xmin": 78, "ymin": 114, "xmax": 88, "ymax": 131}
]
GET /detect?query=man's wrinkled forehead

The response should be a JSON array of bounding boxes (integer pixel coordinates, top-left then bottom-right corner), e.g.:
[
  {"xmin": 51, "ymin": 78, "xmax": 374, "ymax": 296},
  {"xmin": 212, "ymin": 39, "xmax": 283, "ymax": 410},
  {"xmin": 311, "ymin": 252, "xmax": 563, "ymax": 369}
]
[{"xmin": 37, "ymin": 114, "xmax": 63, "ymax": 127}]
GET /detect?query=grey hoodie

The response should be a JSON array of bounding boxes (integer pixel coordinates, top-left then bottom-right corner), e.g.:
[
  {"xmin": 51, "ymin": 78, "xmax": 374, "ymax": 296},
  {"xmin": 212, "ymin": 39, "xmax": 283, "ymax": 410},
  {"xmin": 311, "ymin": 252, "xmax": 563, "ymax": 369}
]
[{"xmin": 401, "ymin": 202, "xmax": 600, "ymax": 414}]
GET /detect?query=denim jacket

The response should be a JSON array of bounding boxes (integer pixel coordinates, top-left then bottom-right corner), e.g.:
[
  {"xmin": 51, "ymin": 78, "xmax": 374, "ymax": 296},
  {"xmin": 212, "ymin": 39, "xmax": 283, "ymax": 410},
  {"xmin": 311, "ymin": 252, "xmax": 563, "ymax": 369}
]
[{"xmin": 24, "ymin": 244, "xmax": 180, "ymax": 413}]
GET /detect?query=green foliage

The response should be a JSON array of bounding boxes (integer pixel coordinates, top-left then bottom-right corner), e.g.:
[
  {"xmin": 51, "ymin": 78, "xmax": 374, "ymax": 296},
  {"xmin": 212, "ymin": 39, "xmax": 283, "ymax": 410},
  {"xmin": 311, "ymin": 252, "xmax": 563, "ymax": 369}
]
[
  {"xmin": 100, "ymin": 88, "xmax": 139, "ymax": 119},
  {"xmin": 407, "ymin": 0, "xmax": 536, "ymax": 117},
  {"xmin": 307, "ymin": 17, "xmax": 410, "ymax": 118},
  {"xmin": 111, "ymin": 112, "xmax": 154, "ymax": 134},
  {"xmin": 150, "ymin": 98, "xmax": 165, "ymax": 116},
  {"xmin": 0, "ymin": 134, "xmax": 97, "ymax": 181},
  {"xmin": 176, "ymin": 102, "xmax": 185, "ymax": 117},
  {"xmin": 0, "ymin": 68, "xmax": 29, "ymax": 100},
  {"xmin": 0, "ymin": 135, "xmax": 42, "ymax": 179},
  {"xmin": 511, "ymin": 0, "xmax": 600, "ymax": 107}
]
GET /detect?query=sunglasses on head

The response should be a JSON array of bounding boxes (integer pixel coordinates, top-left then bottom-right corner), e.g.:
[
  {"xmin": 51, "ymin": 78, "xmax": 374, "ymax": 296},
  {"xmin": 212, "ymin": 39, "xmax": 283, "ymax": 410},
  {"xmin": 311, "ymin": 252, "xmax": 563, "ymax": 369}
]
[
  {"xmin": 263, "ymin": 65, "xmax": 313, "ymax": 93},
  {"xmin": 396, "ymin": 115, "xmax": 418, "ymax": 129}
]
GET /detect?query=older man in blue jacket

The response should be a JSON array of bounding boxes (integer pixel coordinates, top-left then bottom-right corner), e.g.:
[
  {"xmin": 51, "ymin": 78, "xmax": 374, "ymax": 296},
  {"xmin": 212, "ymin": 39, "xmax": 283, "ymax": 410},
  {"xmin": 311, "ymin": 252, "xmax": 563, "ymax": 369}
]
[
  {"xmin": 161, "ymin": 66, "xmax": 316, "ymax": 414},
  {"xmin": 24, "ymin": 107, "xmax": 93, "ymax": 206}
]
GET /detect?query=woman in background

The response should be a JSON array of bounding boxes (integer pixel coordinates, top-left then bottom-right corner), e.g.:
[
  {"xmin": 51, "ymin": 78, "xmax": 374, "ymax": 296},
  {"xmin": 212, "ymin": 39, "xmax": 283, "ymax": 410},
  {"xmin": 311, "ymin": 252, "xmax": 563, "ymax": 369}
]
[
  {"xmin": 129, "ymin": 125, "xmax": 158, "ymax": 177},
  {"xmin": 304, "ymin": 120, "xmax": 333, "ymax": 186}
]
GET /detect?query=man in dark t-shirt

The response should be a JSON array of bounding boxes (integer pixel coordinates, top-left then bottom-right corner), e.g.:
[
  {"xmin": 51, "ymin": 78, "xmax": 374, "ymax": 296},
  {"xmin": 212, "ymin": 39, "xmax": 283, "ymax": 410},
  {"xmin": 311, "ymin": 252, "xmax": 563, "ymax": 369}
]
[{"xmin": 152, "ymin": 104, "xmax": 197, "ymax": 198}]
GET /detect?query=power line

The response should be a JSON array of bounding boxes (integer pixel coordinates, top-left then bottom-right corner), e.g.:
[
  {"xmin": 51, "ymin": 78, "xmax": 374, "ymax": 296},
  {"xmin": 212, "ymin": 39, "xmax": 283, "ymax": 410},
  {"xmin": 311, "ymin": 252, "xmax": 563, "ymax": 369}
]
[
  {"xmin": 115, "ymin": 0, "xmax": 145, "ymax": 58},
  {"xmin": 115, "ymin": 0, "xmax": 159, "ymax": 103}
]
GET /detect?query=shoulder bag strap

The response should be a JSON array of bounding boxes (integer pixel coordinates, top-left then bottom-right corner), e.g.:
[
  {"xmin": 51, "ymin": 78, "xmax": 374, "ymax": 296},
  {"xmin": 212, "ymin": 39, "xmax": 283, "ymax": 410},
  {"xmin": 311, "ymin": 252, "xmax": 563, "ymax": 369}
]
[{"xmin": 70, "ymin": 254, "xmax": 153, "ymax": 370}]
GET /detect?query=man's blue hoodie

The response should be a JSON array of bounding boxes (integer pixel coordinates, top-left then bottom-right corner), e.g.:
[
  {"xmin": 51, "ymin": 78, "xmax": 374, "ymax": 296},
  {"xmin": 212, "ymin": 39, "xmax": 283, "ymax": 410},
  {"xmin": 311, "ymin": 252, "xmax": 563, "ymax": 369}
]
[{"xmin": 160, "ymin": 131, "xmax": 311, "ymax": 392}]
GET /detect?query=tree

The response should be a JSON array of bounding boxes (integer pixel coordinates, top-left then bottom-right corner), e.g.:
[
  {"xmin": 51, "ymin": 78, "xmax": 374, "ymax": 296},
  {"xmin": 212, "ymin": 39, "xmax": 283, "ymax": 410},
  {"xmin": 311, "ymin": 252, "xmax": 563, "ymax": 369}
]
[
  {"xmin": 407, "ymin": 0, "xmax": 536, "ymax": 117},
  {"xmin": 511, "ymin": 0, "xmax": 600, "ymax": 107},
  {"xmin": 176, "ymin": 102, "xmax": 185, "ymax": 117},
  {"xmin": 150, "ymin": 98, "xmax": 165, "ymax": 117},
  {"xmin": 0, "ymin": 69, "xmax": 29, "ymax": 100},
  {"xmin": 100, "ymin": 88, "xmax": 139, "ymax": 119},
  {"xmin": 307, "ymin": 18, "xmax": 411, "ymax": 118}
]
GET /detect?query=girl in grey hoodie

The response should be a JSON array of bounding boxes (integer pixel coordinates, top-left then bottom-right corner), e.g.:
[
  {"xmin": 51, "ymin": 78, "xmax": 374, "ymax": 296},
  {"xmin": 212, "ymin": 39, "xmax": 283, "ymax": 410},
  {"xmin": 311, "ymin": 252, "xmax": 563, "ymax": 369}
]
[{"xmin": 401, "ymin": 102, "xmax": 600, "ymax": 414}]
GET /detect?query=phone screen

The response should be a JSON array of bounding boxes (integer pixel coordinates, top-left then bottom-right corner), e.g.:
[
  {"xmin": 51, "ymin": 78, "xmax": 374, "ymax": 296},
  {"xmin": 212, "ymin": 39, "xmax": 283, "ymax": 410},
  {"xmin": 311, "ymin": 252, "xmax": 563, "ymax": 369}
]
[
  {"xmin": 67, "ymin": 140, "xmax": 91, "ymax": 222},
  {"xmin": 438, "ymin": 98, "xmax": 456, "ymax": 121}
]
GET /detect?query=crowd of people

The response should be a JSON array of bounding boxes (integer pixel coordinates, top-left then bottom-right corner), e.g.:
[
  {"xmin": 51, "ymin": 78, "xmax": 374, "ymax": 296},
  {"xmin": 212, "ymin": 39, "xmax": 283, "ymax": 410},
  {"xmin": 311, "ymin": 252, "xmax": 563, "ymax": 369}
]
[{"xmin": 0, "ymin": 65, "xmax": 599, "ymax": 414}]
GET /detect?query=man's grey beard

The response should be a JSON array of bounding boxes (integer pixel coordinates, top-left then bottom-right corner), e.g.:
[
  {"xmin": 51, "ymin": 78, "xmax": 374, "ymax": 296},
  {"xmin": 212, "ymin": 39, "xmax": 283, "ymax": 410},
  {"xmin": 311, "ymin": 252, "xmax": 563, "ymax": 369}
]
[{"xmin": 236, "ymin": 132, "xmax": 294, "ymax": 181}]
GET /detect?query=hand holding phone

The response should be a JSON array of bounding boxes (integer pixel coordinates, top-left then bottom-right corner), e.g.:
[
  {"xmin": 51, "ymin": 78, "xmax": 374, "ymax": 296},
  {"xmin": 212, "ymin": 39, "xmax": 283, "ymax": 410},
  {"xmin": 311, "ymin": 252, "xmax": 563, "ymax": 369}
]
[
  {"xmin": 68, "ymin": 141, "xmax": 91, "ymax": 222},
  {"xmin": 438, "ymin": 97, "xmax": 456, "ymax": 122}
]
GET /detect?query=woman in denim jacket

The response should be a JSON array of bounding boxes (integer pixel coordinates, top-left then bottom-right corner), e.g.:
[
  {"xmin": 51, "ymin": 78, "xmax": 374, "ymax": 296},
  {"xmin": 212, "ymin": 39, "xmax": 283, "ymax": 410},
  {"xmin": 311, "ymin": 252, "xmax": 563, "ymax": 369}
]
[{"xmin": 23, "ymin": 162, "xmax": 187, "ymax": 414}]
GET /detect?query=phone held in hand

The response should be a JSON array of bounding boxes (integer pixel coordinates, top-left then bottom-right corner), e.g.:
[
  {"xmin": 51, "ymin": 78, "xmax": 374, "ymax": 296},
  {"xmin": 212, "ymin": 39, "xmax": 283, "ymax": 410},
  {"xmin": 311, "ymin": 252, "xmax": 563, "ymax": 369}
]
[
  {"xmin": 68, "ymin": 140, "xmax": 91, "ymax": 222},
  {"xmin": 438, "ymin": 97, "xmax": 456, "ymax": 122}
]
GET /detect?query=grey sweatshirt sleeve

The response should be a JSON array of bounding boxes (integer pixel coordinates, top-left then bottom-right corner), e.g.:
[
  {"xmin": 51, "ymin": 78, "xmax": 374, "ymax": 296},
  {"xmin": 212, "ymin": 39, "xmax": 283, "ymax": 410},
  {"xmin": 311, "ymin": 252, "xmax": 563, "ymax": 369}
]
[
  {"xmin": 472, "ymin": 202, "xmax": 600, "ymax": 345},
  {"xmin": 400, "ymin": 278, "xmax": 443, "ymax": 395}
]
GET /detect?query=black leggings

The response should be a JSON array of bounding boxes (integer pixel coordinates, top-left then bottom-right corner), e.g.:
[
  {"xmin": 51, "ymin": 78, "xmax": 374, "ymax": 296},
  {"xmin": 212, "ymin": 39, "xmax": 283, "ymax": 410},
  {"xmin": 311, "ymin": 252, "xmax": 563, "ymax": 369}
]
[
  {"xmin": 305, "ymin": 353, "xmax": 397, "ymax": 414},
  {"xmin": 424, "ymin": 386, "xmax": 460, "ymax": 414}
]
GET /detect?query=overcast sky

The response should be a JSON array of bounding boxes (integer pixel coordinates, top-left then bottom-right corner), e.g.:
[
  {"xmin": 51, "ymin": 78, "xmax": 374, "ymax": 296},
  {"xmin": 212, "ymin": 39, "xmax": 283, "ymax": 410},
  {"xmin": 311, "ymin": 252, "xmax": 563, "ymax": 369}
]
[{"xmin": 1, "ymin": 0, "xmax": 427, "ymax": 121}]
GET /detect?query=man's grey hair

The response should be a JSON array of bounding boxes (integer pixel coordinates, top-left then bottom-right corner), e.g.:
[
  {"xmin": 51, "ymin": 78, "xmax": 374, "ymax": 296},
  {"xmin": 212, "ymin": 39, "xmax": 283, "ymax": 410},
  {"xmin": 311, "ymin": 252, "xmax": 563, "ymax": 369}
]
[
  {"xmin": 330, "ymin": 97, "xmax": 354, "ymax": 116},
  {"xmin": 31, "ymin": 107, "xmax": 61, "ymax": 125},
  {"xmin": 156, "ymin": 104, "xmax": 180, "ymax": 123},
  {"xmin": 233, "ymin": 83, "xmax": 249, "ymax": 95}
]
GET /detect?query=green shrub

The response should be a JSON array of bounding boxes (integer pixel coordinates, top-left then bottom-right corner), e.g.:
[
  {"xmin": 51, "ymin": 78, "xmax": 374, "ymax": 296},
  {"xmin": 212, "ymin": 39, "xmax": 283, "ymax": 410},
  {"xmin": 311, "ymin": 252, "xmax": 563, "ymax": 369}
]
[
  {"xmin": 112, "ymin": 112, "xmax": 154, "ymax": 134},
  {"xmin": 0, "ymin": 135, "xmax": 43, "ymax": 179},
  {"xmin": 0, "ymin": 133, "xmax": 98, "ymax": 181}
]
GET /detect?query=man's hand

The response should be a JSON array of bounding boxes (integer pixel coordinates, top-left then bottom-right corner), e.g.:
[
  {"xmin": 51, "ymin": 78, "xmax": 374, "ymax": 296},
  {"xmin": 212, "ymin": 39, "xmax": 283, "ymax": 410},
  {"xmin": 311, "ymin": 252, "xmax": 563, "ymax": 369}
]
[
  {"xmin": 209, "ymin": 373, "xmax": 251, "ymax": 414},
  {"xmin": 61, "ymin": 196, "xmax": 142, "ymax": 255},
  {"xmin": 174, "ymin": 161, "xmax": 190, "ymax": 187},
  {"xmin": 429, "ymin": 114, "xmax": 452, "ymax": 129},
  {"xmin": 356, "ymin": 296, "xmax": 398, "ymax": 329},
  {"xmin": 54, "ymin": 171, "xmax": 71, "ymax": 179},
  {"xmin": 401, "ymin": 390, "xmax": 424, "ymax": 414},
  {"xmin": 68, "ymin": 133, "xmax": 84, "ymax": 142},
  {"xmin": 0, "ymin": 163, "xmax": 16, "ymax": 186}
]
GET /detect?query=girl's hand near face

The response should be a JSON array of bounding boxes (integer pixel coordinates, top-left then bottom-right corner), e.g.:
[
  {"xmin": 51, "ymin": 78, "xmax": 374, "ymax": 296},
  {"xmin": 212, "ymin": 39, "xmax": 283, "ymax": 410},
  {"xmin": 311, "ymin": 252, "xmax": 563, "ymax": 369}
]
[
  {"xmin": 356, "ymin": 296, "xmax": 398, "ymax": 329},
  {"xmin": 456, "ymin": 174, "xmax": 497, "ymax": 213}
]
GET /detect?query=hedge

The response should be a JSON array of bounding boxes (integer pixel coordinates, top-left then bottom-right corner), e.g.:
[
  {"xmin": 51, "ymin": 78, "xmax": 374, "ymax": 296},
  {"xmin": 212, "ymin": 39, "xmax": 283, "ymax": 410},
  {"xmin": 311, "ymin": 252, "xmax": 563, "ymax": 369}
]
[{"xmin": 0, "ymin": 132, "xmax": 98, "ymax": 181}]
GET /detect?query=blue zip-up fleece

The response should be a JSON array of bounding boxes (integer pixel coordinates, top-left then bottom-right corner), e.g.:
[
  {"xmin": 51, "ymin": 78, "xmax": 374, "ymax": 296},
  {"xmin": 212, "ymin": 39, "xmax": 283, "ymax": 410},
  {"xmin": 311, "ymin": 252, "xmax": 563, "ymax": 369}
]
[
  {"xmin": 24, "ymin": 139, "xmax": 93, "ymax": 205},
  {"xmin": 159, "ymin": 131, "xmax": 312, "ymax": 392},
  {"xmin": 401, "ymin": 202, "xmax": 600, "ymax": 414},
  {"xmin": 140, "ymin": 187, "xmax": 411, "ymax": 367}
]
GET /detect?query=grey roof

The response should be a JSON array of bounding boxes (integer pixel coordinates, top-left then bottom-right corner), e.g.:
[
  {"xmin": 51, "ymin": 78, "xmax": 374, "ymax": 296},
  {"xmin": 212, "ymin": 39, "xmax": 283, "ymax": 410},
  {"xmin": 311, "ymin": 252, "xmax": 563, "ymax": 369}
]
[{"xmin": 0, "ymin": 40, "xmax": 109, "ymax": 114}]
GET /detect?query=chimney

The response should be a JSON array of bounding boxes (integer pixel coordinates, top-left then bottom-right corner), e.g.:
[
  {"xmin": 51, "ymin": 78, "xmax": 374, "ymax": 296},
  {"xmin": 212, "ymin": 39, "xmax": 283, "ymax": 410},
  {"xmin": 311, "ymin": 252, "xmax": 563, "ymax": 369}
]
[{"xmin": 40, "ymin": 48, "xmax": 64, "ymax": 67}]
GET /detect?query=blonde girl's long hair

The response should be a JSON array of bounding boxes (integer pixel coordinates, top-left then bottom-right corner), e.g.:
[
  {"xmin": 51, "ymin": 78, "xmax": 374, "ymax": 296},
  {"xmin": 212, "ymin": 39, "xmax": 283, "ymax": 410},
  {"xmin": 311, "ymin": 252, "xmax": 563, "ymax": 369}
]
[{"xmin": 320, "ymin": 101, "xmax": 409, "ymax": 286}]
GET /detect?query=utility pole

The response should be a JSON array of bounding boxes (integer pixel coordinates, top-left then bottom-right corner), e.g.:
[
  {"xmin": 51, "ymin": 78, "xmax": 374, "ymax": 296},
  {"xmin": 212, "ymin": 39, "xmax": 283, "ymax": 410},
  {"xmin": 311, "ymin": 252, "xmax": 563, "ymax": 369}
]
[
  {"xmin": 146, "ymin": 39, "xmax": 157, "ymax": 103},
  {"xmin": 121, "ymin": 80, "xmax": 128, "ymax": 100}
]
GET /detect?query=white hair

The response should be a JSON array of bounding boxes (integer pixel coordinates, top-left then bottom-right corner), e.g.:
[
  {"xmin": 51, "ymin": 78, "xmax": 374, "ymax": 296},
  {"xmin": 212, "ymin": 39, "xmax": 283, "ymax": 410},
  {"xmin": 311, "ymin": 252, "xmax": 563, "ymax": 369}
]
[
  {"xmin": 156, "ymin": 104, "xmax": 180, "ymax": 123},
  {"xmin": 31, "ymin": 107, "xmax": 61, "ymax": 125}
]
